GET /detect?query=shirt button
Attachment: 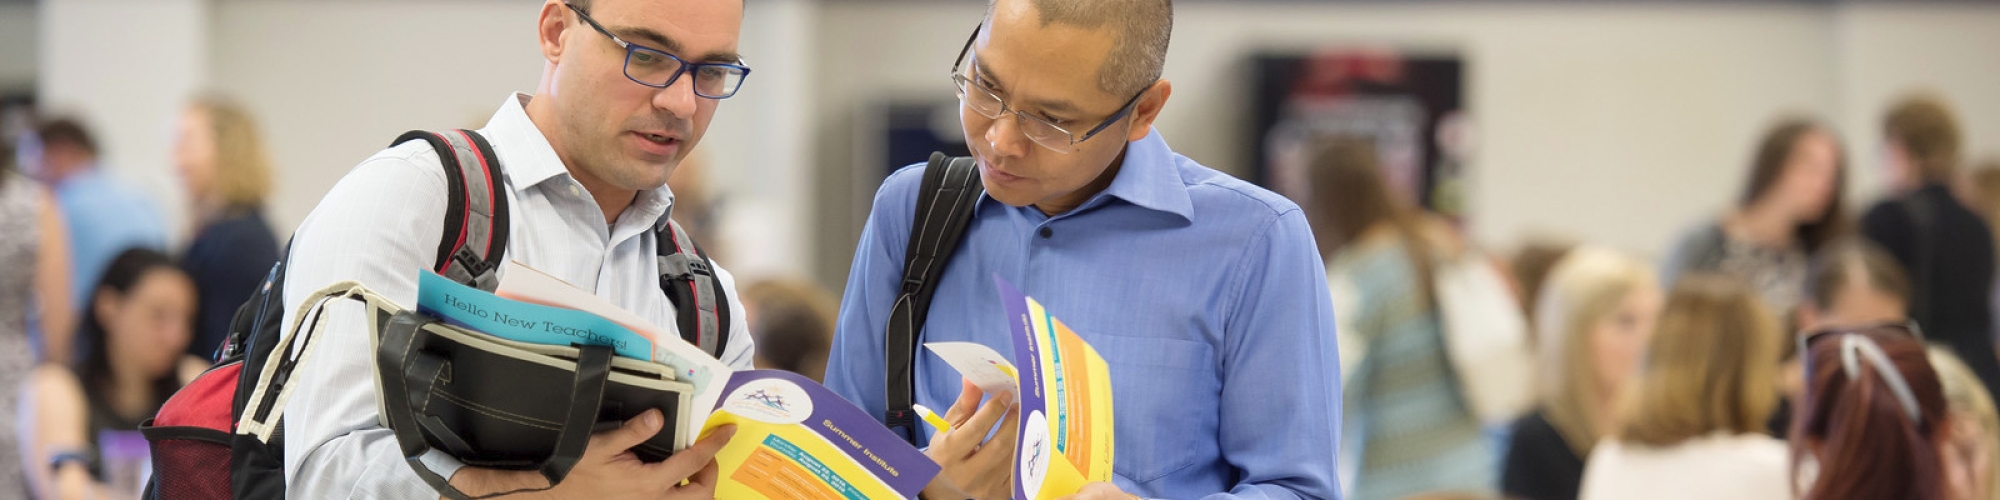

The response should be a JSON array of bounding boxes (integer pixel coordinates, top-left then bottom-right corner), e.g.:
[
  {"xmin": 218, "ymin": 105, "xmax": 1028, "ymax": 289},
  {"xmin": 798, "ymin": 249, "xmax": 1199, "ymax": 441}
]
[
  {"xmin": 569, "ymin": 184, "xmax": 582, "ymax": 196},
  {"xmin": 1039, "ymin": 227, "xmax": 1053, "ymax": 239}
]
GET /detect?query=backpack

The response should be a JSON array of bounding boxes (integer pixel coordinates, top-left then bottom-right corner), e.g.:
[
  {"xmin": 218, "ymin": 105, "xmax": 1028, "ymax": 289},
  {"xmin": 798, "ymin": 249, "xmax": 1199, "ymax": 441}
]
[
  {"xmin": 138, "ymin": 129, "xmax": 733, "ymax": 499},
  {"xmin": 883, "ymin": 152, "xmax": 984, "ymax": 444}
]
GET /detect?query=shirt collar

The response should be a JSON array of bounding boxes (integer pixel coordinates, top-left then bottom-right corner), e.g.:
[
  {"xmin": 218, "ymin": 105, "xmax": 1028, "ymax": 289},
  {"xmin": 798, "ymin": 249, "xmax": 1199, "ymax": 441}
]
[
  {"xmin": 1072, "ymin": 128, "xmax": 1194, "ymax": 221},
  {"xmin": 974, "ymin": 128, "xmax": 1194, "ymax": 222},
  {"xmin": 479, "ymin": 93, "xmax": 677, "ymax": 232}
]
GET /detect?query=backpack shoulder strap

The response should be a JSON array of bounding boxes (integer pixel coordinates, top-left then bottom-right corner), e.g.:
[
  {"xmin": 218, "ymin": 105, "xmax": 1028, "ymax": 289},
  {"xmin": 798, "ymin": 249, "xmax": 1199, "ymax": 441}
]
[
  {"xmin": 391, "ymin": 130, "xmax": 510, "ymax": 290},
  {"xmin": 884, "ymin": 152, "xmax": 984, "ymax": 444},
  {"xmin": 658, "ymin": 220, "xmax": 731, "ymax": 358}
]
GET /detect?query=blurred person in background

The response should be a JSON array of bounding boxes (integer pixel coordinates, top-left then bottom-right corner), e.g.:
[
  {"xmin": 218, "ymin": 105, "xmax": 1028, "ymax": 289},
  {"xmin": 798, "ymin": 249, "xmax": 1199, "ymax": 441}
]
[
  {"xmin": 1929, "ymin": 347, "xmax": 2000, "ymax": 500},
  {"xmin": 1316, "ymin": 138, "xmax": 1494, "ymax": 500},
  {"xmin": 1862, "ymin": 92, "xmax": 2000, "ymax": 402},
  {"xmin": 1509, "ymin": 237, "xmax": 1575, "ymax": 338},
  {"xmin": 171, "ymin": 95, "xmax": 281, "ymax": 360},
  {"xmin": 741, "ymin": 278, "xmax": 836, "ymax": 383},
  {"xmin": 1501, "ymin": 247, "xmax": 1661, "ymax": 500},
  {"xmin": 1954, "ymin": 158, "xmax": 2000, "ymax": 256},
  {"xmin": 1661, "ymin": 117, "xmax": 1848, "ymax": 317},
  {"xmin": 1, "ymin": 133, "xmax": 76, "ymax": 499},
  {"xmin": 665, "ymin": 150, "xmax": 723, "ymax": 258},
  {"xmin": 1798, "ymin": 239, "xmax": 1913, "ymax": 335},
  {"xmin": 19, "ymin": 248, "xmax": 207, "ymax": 500},
  {"xmin": 1791, "ymin": 324, "xmax": 1956, "ymax": 500},
  {"xmin": 1953, "ymin": 158, "xmax": 2000, "ymax": 355},
  {"xmin": 1778, "ymin": 239, "xmax": 1917, "ymax": 438},
  {"xmin": 1577, "ymin": 274, "xmax": 1788, "ymax": 500},
  {"xmin": 16, "ymin": 118, "xmax": 167, "ymax": 322}
]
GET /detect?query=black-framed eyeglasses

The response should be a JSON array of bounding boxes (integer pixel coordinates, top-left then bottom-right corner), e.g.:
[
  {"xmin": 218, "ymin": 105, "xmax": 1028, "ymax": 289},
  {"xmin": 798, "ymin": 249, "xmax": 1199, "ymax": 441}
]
[
  {"xmin": 948, "ymin": 24, "xmax": 1151, "ymax": 154},
  {"xmin": 1797, "ymin": 321, "xmax": 1927, "ymax": 425},
  {"xmin": 565, "ymin": 3, "xmax": 751, "ymax": 99}
]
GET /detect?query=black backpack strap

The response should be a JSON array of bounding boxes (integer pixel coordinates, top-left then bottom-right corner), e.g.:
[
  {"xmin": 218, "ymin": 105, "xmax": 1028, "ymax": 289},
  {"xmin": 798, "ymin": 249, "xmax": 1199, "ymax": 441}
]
[
  {"xmin": 658, "ymin": 219, "xmax": 731, "ymax": 358},
  {"xmin": 884, "ymin": 152, "xmax": 984, "ymax": 444},
  {"xmin": 392, "ymin": 129, "xmax": 511, "ymax": 291}
]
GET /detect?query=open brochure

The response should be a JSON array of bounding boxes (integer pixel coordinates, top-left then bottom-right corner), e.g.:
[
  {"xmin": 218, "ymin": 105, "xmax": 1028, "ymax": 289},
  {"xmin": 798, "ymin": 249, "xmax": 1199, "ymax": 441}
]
[
  {"xmin": 925, "ymin": 275, "xmax": 1115, "ymax": 499},
  {"xmin": 414, "ymin": 262, "xmax": 939, "ymax": 499}
]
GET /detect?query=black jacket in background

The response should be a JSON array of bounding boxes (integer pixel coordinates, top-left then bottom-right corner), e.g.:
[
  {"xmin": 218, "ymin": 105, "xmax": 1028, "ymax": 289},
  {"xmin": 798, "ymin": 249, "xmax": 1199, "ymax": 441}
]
[
  {"xmin": 1862, "ymin": 184, "xmax": 2000, "ymax": 400},
  {"xmin": 180, "ymin": 207, "xmax": 281, "ymax": 360},
  {"xmin": 1502, "ymin": 410, "xmax": 1587, "ymax": 500}
]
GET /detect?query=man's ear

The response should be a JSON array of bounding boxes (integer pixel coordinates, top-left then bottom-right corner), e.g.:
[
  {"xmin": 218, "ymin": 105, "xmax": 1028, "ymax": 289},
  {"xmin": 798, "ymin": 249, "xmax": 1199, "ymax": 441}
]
[
  {"xmin": 1124, "ymin": 79, "xmax": 1172, "ymax": 143},
  {"xmin": 537, "ymin": 0, "xmax": 569, "ymax": 65}
]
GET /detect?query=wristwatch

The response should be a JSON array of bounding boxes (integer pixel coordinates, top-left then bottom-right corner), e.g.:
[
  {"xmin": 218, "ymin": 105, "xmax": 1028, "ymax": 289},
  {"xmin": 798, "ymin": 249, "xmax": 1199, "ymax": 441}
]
[{"xmin": 47, "ymin": 450, "xmax": 97, "ymax": 476}]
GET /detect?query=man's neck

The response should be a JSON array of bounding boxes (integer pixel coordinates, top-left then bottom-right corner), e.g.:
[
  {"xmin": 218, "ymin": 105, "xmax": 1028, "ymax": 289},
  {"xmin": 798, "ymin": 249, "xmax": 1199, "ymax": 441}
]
[
  {"xmin": 1033, "ymin": 149, "xmax": 1128, "ymax": 217},
  {"xmin": 522, "ymin": 94, "xmax": 636, "ymax": 225},
  {"xmin": 580, "ymin": 175, "xmax": 637, "ymax": 226}
]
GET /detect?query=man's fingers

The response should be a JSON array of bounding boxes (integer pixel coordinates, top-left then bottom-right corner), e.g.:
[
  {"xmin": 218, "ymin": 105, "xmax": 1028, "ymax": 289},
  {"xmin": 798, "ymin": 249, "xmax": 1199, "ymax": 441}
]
[
  {"xmin": 971, "ymin": 404, "xmax": 1025, "ymax": 471},
  {"xmin": 690, "ymin": 458, "xmax": 720, "ymax": 487},
  {"xmin": 994, "ymin": 403, "xmax": 1021, "ymax": 441},
  {"xmin": 943, "ymin": 378, "xmax": 985, "ymax": 425},
  {"xmin": 957, "ymin": 391, "xmax": 1015, "ymax": 442},
  {"xmin": 652, "ymin": 424, "xmax": 737, "ymax": 480},
  {"xmin": 665, "ymin": 461, "xmax": 720, "ymax": 499},
  {"xmin": 592, "ymin": 409, "xmax": 665, "ymax": 456}
]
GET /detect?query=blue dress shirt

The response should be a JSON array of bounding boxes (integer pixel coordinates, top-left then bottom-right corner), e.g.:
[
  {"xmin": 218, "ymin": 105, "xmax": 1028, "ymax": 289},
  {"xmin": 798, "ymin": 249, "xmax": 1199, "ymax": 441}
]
[
  {"xmin": 55, "ymin": 167, "xmax": 166, "ymax": 306},
  {"xmin": 827, "ymin": 129, "xmax": 1342, "ymax": 500}
]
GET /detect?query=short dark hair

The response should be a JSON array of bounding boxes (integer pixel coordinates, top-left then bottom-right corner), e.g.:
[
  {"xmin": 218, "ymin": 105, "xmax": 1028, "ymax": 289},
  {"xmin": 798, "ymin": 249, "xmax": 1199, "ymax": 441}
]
[
  {"xmin": 1805, "ymin": 238, "xmax": 1912, "ymax": 309},
  {"xmin": 1883, "ymin": 93, "xmax": 1962, "ymax": 183},
  {"xmin": 35, "ymin": 117, "xmax": 99, "ymax": 156},
  {"xmin": 742, "ymin": 279, "xmax": 836, "ymax": 383},
  {"xmin": 997, "ymin": 0, "xmax": 1172, "ymax": 97}
]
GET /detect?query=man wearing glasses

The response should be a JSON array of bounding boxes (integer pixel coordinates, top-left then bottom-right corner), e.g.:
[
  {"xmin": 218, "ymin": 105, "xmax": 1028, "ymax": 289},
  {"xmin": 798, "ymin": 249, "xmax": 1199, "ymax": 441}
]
[
  {"xmin": 280, "ymin": 0, "xmax": 756, "ymax": 497},
  {"xmin": 825, "ymin": 0, "xmax": 1340, "ymax": 498}
]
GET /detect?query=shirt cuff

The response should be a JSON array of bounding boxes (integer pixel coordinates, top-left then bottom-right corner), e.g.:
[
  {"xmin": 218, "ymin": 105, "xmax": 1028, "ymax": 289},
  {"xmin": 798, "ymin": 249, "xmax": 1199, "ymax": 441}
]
[{"xmin": 417, "ymin": 449, "xmax": 468, "ymax": 483}]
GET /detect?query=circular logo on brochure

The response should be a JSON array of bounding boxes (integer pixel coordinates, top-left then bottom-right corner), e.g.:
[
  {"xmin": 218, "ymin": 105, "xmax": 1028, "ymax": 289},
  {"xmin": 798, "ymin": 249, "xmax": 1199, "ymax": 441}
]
[
  {"xmin": 1019, "ymin": 410, "xmax": 1050, "ymax": 497},
  {"xmin": 720, "ymin": 378, "xmax": 814, "ymax": 424}
]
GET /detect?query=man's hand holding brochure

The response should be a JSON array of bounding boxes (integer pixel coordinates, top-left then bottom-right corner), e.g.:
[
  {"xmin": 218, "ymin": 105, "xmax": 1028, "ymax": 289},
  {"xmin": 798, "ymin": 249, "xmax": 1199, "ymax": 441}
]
[
  {"xmin": 922, "ymin": 276, "xmax": 1117, "ymax": 500},
  {"xmin": 406, "ymin": 262, "xmax": 941, "ymax": 499}
]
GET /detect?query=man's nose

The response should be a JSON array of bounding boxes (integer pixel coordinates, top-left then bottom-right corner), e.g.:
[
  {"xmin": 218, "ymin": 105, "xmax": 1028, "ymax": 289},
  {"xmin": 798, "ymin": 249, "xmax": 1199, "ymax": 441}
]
[{"xmin": 984, "ymin": 113, "xmax": 1032, "ymax": 159}]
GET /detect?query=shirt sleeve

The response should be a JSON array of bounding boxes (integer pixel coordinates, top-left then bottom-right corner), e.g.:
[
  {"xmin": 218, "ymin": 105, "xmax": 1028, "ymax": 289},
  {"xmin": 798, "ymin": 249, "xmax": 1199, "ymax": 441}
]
[
  {"xmin": 281, "ymin": 146, "xmax": 468, "ymax": 499},
  {"xmin": 1201, "ymin": 208, "xmax": 1343, "ymax": 500},
  {"xmin": 824, "ymin": 165, "xmax": 923, "ymax": 422}
]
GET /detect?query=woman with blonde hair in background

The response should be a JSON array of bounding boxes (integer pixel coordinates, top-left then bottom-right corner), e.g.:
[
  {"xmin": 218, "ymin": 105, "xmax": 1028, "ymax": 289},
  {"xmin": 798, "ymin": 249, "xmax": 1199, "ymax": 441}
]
[
  {"xmin": 1500, "ymin": 247, "xmax": 1661, "ymax": 500},
  {"xmin": 172, "ymin": 94, "xmax": 280, "ymax": 360},
  {"xmin": 1578, "ymin": 274, "xmax": 1788, "ymax": 500},
  {"xmin": 1929, "ymin": 347, "xmax": 2000, "ymax": 500}
]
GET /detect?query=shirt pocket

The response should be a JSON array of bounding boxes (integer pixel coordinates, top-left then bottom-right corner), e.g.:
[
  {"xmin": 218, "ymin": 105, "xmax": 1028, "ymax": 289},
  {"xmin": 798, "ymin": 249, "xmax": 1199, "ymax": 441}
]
[{"xmin": 1090, "ymin": 333, "xmax": 1220, "ymax": 484}]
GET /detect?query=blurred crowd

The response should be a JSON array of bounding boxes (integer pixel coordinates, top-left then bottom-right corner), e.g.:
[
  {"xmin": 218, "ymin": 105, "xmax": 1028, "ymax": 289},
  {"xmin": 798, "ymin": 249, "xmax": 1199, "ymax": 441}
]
[{"xmin": 1323, "ymin": 92, "xmax": 2000, "ymax": 500}]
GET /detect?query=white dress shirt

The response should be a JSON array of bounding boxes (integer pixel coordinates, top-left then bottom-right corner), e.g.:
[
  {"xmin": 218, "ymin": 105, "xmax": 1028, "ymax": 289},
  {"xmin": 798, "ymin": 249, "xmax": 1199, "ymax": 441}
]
[
  {"xmin": 280, "ymin": 93, "xmax": 755, "ymax": 499},
  {"xmin": 1578, "ymin": 433, "xmax": 1792, "ymax": 500}
]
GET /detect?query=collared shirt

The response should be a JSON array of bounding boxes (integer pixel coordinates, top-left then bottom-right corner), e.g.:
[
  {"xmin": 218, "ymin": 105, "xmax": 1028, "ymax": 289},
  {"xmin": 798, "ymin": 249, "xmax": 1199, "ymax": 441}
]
[
  {"xmin": 54, "ymin": 166, "xmax": 166, "ymax": 307},
  {"xmin": 281, "ymin": 94, "xmax": 755, "ymax": 499},
  {"xmin": 826, "ymin": 129, "xmax": 1342, "ymax": 500}
]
